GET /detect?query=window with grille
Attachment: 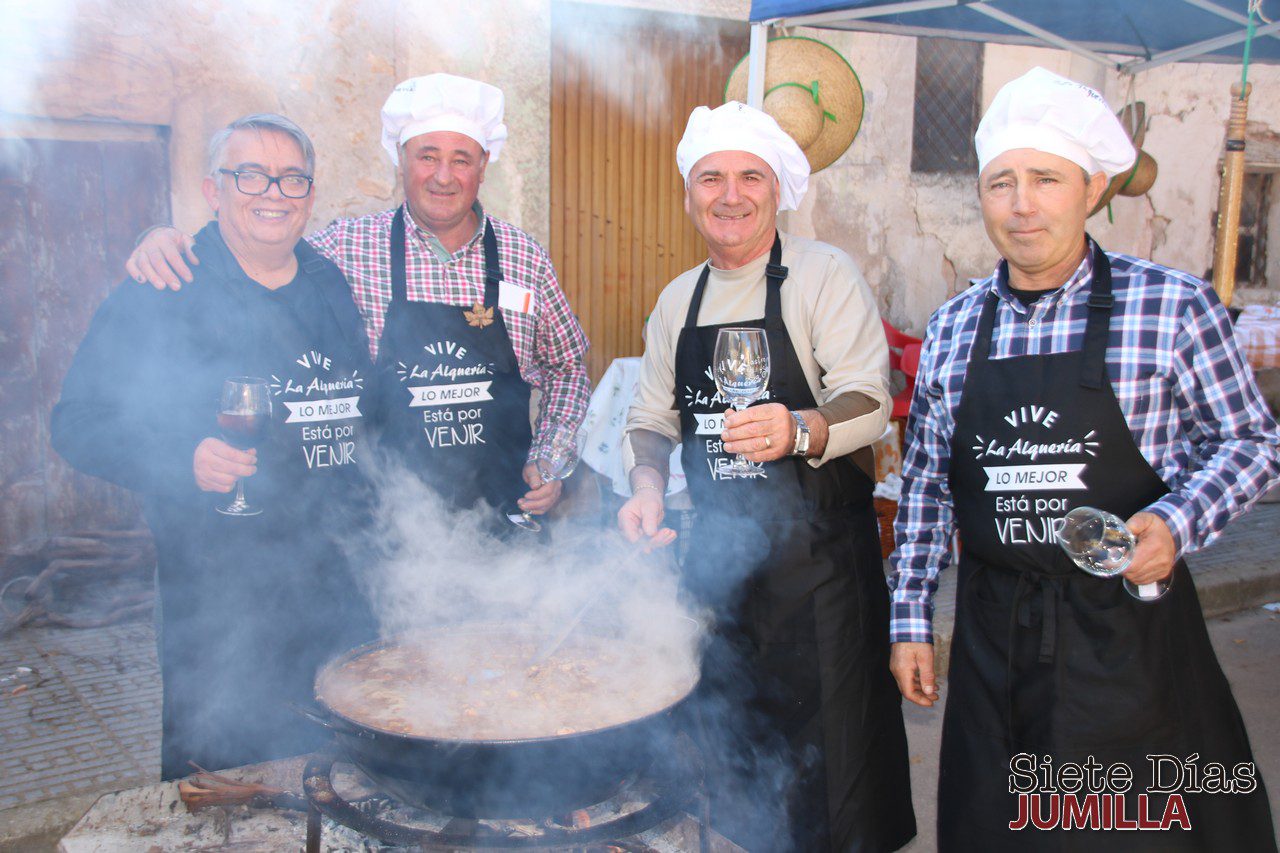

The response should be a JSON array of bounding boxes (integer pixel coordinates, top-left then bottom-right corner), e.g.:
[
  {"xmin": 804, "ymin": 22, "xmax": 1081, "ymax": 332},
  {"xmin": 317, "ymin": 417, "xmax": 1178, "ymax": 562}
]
[
  {"xmin": 1235, "ymin": 172, "xmax": 1272, "ymax": 288},
  {"xmin": 912, "ymin": 38, "xmax": 982, "ymax": 174}
]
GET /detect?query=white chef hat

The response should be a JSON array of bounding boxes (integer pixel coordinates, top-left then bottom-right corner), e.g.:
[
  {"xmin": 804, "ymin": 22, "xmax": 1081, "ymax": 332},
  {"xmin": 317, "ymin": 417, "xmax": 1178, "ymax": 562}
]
[
  {"xmin": 676, "ymin": 101, "xmax": 811, "ymax": 211},
  {"xmin": 380, "ymin": 73, "xmax": 508, "ymax": 166},
  {"xmin": 975, "ymin": 67, "xmax": 1136, "ymax": 177}
]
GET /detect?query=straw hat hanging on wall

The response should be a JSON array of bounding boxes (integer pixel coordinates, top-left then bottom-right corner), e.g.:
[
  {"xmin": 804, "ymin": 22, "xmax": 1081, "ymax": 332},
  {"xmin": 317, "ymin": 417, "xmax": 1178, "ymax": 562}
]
[
  {"xmin": 724, "ymin": 36, "xmax": 865, "ymax": 174},
  {"xmin": 1090, "ymin": 101, "xmax": 1160, "ymax": 217}
]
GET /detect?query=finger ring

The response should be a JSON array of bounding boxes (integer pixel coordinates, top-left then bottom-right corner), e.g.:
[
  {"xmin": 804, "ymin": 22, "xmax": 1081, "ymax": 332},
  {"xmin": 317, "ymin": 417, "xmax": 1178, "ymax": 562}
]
[{"xmin": 764, "ymin": 435, "xmax": 772, "ymax": 449}]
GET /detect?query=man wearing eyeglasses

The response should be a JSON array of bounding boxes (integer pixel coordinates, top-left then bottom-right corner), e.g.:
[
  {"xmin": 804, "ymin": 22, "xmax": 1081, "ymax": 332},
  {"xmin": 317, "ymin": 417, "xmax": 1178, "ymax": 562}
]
[
  {"xmin": 52, "ymin": 114, "xmax": 376, "ymax": 779},
  {"xmin": 126, "ymin": 75, "xmax": 590, "ymax": 527}
]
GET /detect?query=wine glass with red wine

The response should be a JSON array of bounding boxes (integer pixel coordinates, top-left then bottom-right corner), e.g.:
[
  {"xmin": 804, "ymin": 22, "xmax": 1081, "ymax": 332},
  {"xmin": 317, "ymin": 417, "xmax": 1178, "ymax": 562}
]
[{"xmin": 216, "ymin": 377, "xmax": 271, "ymax": 517}]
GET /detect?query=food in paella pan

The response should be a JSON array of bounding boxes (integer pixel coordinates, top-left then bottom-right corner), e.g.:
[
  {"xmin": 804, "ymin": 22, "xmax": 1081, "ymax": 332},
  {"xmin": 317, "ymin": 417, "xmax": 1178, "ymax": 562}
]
[{"xmin": 315, "ymin": 627, "xmax": 699, "ymax": 742}]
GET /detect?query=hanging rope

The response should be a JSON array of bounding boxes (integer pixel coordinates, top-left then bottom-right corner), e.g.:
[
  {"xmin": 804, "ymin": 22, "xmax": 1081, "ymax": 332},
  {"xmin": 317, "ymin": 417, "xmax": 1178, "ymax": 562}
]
[
  {"xmin": 1107, "ymin": 75, "xmax": 1143, "ymax": 223},
  {"xmin": 1242, "ymin": 0, "xmax": 1261, "ymax": 95},
  {"xmin": 1108, "ymin": 157, "xmax": 1145, "ymax": 225},
  {"xmin": 1122, "ymin": 75, "xmax": 1139, "ymax": 136}
]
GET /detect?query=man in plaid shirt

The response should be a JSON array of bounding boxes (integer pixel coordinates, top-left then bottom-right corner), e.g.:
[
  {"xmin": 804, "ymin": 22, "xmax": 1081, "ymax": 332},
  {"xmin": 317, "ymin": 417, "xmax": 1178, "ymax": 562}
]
[
  {"xmin": 127, "ymin": 75, "xmax": 589, "ymax": 521},
  {"xmin": 890, "ymin": 67, "xmax": 1279, "ymax": 850}
]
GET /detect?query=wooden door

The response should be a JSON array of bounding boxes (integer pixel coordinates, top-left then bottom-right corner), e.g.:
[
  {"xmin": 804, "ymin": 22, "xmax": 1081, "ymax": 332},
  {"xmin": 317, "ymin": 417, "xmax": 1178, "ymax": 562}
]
[
  {"xmin": 551, "ymin": 3, "xmax": 749, "ymax": 381},
  {"xmin": 0, "ymin": 134, "xmax": 171, "ymax": 555}
]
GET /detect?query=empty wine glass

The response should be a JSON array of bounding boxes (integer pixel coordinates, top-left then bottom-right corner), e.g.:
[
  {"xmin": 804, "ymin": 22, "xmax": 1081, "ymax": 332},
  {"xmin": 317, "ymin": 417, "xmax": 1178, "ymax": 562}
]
[
  {"xmin": 216, "ymin": 377, "xmax": 271, "ymax": 517},
  {"xmin": 1057, "ymin": 506, "xmax": 1171, "ymax": 601},
  {"xmin": 506, "ymin": 422, "xmax": 586, "ymax": 533},
  {"xmin": 713, "ymin": 327, "xmax": 771, "ymax": 478}
]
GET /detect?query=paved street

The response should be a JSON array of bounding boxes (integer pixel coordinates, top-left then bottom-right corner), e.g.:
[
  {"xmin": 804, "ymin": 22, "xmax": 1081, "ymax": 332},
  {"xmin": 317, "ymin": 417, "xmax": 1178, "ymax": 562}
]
[{"xmin": 0, "ymin": 623, "xmax": 159, "ymax": 813}]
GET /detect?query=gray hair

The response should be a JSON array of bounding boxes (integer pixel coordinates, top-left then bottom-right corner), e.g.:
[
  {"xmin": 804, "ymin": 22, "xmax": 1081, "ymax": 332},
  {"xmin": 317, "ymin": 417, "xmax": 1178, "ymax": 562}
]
[{"xmin": 207, "ymin": 113, "xmax": 316, "ymax": 179}]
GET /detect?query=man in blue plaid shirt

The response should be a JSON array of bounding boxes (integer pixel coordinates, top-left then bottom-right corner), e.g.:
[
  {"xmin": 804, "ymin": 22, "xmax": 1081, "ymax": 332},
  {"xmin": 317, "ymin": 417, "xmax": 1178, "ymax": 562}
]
[{"xmin": 889, "ymin": 67, "xmax": 1279, "ymax": 851}]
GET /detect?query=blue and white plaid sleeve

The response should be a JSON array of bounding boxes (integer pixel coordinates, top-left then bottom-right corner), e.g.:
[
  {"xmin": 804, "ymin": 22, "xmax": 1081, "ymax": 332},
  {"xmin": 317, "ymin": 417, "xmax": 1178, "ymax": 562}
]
[
  {"xmin": 887, "ymin": 306, "xmax": 963, "ymax": 645},
  {"xmin": 1144, "ymin": 284, "xmax": 1280, "ymax": 553}
]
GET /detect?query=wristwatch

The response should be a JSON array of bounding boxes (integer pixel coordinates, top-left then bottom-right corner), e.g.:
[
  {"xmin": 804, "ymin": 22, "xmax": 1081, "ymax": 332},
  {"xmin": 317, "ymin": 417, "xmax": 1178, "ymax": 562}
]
[{"xmin": 790, "ymin": 410, "xmax": 810, "ymax": 457}]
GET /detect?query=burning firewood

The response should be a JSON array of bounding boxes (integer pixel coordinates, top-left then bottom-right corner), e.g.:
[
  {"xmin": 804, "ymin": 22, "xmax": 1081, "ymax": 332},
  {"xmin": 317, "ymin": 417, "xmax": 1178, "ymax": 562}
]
[
  {"xmin": 177, "ymin": 764, "xmax": 307, "ymax": 812},
  {"xmin": 178, "ymin": 763, "xmax": 383, "ymax": 814}
]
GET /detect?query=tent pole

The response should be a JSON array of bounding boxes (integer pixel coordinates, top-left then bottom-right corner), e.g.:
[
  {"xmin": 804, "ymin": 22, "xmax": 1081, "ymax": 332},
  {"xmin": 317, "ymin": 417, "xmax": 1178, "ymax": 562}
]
[
  {"xmin": 1212, "ymin": 82, "xmax": 1251, "ymax": 308},
  {"xmin": 1180, "ymin": 0, "xmax": 1280, "ymax": 48},
  {"xmin": 748, "ymin": 24, "xmax": 769, "ymax": 109},
  {"xmin": 1122, "ymin": 20, "xmax": 1280, "ymax": 74},
  {"xmin": 966, "ymin": 3, "xmax": 1118, "ymax": 70},
  {"xmin": 778, "ymin": 0, "xmax": 959, "ymax": 28}
]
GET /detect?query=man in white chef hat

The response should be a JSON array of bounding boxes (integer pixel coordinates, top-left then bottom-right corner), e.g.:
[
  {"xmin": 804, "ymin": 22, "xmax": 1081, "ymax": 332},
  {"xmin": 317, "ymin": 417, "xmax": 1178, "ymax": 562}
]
[
  {"xmin": 126, "ymin": 73, "xmax": 590, "ymax": 526},
  {"xmin": 890, "ymin": 67, "xmax": 1279, "ymax": 850},
  {"xmin": 618, "ymin": 101, "xmax": 916, "ymax": 852}
]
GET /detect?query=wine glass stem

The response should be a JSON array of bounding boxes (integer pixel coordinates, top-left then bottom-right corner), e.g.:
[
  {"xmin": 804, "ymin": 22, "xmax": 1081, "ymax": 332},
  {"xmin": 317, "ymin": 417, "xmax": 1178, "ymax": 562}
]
[
  {"xmin": 234, "ymin": 479, "xmax": 246, "ymax": 507},
  {"xmin": 732, "ymin": 402, "xmax": 749, "ymax": 467}
]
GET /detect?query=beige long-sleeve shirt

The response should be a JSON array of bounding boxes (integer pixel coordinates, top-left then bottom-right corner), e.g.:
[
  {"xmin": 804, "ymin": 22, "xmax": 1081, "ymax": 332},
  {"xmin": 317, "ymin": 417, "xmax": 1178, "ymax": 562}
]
[{"xmin": 623, "ymin": 232, "xmax": 890, "ymax": 478}]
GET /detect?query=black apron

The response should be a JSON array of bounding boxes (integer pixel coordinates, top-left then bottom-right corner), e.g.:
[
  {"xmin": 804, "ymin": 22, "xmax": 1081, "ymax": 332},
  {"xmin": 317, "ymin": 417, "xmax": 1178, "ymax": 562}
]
[
  {"xmin": 157, "ymin": 236, "xmax": 376, "ymax": 780},
  {"xmin": 371, "ymin": 208, "xmax": 532, "ymax": 514},
  {"xmin": 938, "ymin": 243, "xmax": 1276, "ymax": 851},
  {"xmin": 675, "ymin": 236, "xmax": 916, "ymax": 853}
]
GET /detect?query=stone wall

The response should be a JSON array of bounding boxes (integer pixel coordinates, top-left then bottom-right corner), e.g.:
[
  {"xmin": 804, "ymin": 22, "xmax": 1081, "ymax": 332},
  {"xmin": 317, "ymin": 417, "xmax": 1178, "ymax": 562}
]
[
  {"xmin": 4, "ymin": 0, "xmax": 1277, "ymax": 331},
  {"xmin": 784, "ymin": 32, "xmax": 1280, "ymax": 333},
  {"xmin": 1, "ymin": 0, "xmax": 552, "ymax": 242}
]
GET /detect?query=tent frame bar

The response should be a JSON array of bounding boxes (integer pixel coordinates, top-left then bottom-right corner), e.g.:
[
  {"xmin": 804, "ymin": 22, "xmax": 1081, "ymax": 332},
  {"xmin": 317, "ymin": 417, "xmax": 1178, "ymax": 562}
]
[
  {"xmin": 1122, "ymin": 19, "xmax": 1280, "ymax": 73},
  {"xmin": 1180, "ymin": 0, "xmax": 1252, "ymax": 27},
  {"xmin": 965, "ymin": 2, "xmax": 1120, "ymax": 70},
  {"xmin": 748, "ymin": 24, "xmax": 769, "ymax": 107},
  {"xmin": 763, "ymin": 0, "xmax": 1278, "ymax": 75},
  {"xmin": 765, "ymin": 0, "xmax": 961, "ymax": 29}
]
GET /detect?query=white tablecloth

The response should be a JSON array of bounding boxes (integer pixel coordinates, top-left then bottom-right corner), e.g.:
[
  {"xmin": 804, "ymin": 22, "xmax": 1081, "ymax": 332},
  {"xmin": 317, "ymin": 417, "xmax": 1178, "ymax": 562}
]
[
  {"xmin": 581, "ymin": 357, "xmax": 687, "ymax": 499},
  {"xmin": 1236, "ymin": 304, "xmax": 1280, "ymax": 371}
]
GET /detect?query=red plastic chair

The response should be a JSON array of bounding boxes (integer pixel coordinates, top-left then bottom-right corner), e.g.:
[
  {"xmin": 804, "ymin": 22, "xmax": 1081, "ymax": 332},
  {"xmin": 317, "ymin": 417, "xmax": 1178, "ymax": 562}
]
[{"xmin": 882, "ymin": 319, "xmax": 923, "ymax": 420}]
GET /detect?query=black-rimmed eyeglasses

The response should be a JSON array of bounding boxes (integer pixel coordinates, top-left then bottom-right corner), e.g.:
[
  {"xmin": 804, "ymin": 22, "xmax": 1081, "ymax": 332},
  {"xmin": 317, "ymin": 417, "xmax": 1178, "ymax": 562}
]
[{"xmin": 218, "ymin": 168, "xmax": 314, "ymax": 198}]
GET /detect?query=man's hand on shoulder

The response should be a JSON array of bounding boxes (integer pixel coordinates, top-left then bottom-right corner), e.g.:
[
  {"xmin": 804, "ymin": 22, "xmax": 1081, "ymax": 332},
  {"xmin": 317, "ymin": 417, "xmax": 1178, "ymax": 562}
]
[
  {"xmin": 126, "ymin": 227, "xmax": 199, "ymax": 291},
  {"xmin": 890, "ymin": 641, "xmax": 939, "ymax": 707}
]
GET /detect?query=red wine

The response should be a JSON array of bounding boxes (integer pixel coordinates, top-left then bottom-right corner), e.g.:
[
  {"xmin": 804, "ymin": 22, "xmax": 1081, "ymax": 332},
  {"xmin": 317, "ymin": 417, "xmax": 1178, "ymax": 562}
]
[{"xmin": 218, "ymin": 411, "xmax": 269, "ymax": 449}]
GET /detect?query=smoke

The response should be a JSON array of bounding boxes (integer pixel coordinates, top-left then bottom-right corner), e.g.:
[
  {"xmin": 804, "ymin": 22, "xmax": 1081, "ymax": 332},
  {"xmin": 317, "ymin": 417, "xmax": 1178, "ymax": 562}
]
[
  {"xmin": 552, "ymin": 2, "xmax": 738, "ymax": 123},
  {"xmin": 0, "ymin": 0, "xmax": 79, "ymax": 118},
  {"xmin": 324, "ymin": 458, "xmax": 803, "ymax": 841},
  {"xmin": 347, "ymin": 460, "xmax": 699, "ymax": 662}
]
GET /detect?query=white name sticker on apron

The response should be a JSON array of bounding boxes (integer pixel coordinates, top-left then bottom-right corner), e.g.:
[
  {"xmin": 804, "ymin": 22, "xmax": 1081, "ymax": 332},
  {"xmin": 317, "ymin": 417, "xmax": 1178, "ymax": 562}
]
[
  {"xmin": 694, "ymin": 413, "xmax": 725, "ymax": 435},
  {"xmin": 281, "ymin": 396, "xmax": 362, "ymax": 423},
  {"xmin": 408, "ymin": 380, "xmax": 494, "ymax": 407},
  {"xmin": 983, "ymin": 463, "xmax": 1086, "ymax": 492},
  {"xmin": 498, "ymin": 281, "xmax": 536, "ymax": 314}
]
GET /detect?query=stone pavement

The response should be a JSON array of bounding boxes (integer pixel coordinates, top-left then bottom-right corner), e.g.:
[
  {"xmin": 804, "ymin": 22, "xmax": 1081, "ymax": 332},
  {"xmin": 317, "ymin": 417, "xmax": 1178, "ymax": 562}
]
[
  {"xmin": 0, "ymin": 621, "xmax": 160, "ymax": 809},
  {"xmin": 0, "ymin": 621, "xmax": 160, "ymax": 850},
  {"xmin": 0, "ymin": 502, "xmax": 1277, "ymax": 850}
]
